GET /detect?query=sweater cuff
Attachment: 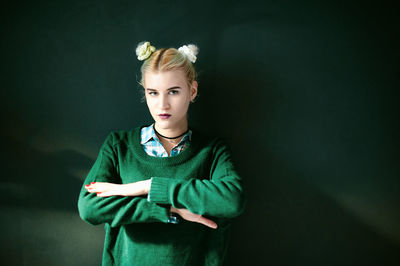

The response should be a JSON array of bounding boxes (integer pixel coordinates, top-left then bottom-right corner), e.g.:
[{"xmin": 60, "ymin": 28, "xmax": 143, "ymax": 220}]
[
  {"xmin": 148, "ymin": 177, "xmax": 174, "ymax": 204},
  {"xmin": 147, "ymin": 177, "xmax": 153, "ymax": 202},
  {"xmin": 148, "ymin": 201, "xmax": 170, "ymax": 223}
]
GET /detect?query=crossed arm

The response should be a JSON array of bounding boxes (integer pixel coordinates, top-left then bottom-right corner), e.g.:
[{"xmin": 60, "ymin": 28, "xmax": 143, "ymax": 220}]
[
  {"xmin": 78, "ymin": 133, "xmax": 245, "ymax": 229},
  {"xmin": 85, "ymin": 180, "xmax": 218, "ymax": 229}
]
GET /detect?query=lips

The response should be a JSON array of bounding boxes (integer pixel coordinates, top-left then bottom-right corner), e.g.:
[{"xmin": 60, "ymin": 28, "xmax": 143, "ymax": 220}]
[{"xmin": 158, "ymin": 114, "xmax": 171, "ymax": 119}]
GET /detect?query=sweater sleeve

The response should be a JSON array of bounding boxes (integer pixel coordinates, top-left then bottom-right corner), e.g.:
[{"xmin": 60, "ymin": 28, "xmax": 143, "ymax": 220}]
[
  {"xmin": 148, "ymin": 140, "xmax": 246, "ymax": 219},
  {"xmin": 77, "ymin": 133, "xmax": 170, "ymax": 227}
]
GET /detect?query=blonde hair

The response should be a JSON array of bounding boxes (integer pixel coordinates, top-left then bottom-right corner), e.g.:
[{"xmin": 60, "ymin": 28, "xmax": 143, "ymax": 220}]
[{"xmin": 139, "ymin": 46, "xmax": 198, "ymax": 88}]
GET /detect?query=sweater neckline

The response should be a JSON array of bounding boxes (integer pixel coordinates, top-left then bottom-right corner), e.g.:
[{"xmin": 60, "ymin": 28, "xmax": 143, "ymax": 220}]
[{"xmin": 132, "ymin": 125, "xmax": 199, "ymax": 166}]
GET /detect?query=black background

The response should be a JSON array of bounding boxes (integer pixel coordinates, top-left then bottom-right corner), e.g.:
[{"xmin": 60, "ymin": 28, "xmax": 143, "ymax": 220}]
[{"xmin": 1, "ymin": 0, "xmax": 399, "ymax": 265}]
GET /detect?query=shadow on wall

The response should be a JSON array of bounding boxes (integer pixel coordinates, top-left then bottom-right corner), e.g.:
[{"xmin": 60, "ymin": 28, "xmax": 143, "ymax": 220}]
[
  {"xmin": 0, "ymin": 128, "xmax": 104, "ymax": 265},
  {"xmin": 227, "ymin": 152, "xmax": 400, "ymax": 266},
  {"xmin": 0, "ymin": 135, "xmax": 90, "ymax": 211}
]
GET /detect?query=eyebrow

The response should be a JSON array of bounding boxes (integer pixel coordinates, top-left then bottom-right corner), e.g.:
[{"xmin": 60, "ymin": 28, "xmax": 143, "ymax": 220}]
[{"xmin": 146, "ymin": 86, "xmax": 181, "ymax": 91}]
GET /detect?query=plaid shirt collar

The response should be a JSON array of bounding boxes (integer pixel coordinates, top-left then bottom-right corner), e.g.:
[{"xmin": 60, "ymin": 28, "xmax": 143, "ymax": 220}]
[
  {"xmin": 140, "ymin": 124, "xmax": 192, "ymax": 144},
  {"xmin": 140, "ymin": 124, "xmax": 192, "ymax": 158}
]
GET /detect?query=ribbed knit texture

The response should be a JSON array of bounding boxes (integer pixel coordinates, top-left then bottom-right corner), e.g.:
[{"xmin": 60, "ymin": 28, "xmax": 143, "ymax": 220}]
[{"xmin": 78, "ymin": 126, "xmax": 246, "ymax": 266}]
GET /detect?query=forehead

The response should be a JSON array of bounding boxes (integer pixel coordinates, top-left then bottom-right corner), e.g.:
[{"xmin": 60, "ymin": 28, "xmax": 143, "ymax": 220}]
[{"xmin": 144, "ymin": 70, "xmax": 187, "ymax": 89}]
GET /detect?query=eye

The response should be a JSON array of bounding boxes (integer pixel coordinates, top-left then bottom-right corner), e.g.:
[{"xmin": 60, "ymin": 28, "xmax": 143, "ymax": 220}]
[
  {"xmin": 148, "ymin": 91, "xmax": 158, "ymax": 96},
  {"xmin": 169, "ymin": 90, "xmax": 179, "ymax": 95}
]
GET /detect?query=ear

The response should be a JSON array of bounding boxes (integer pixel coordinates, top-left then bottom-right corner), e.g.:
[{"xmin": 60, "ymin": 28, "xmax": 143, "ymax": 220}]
[{"xmin": 190, "ymin": 81, "xmax": 198, "ymax": 102}]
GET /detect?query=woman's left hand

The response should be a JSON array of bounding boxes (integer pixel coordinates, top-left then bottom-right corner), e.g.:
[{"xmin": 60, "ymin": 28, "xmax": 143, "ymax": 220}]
[{"xmin": 85, "ymin": 180, "xmax": 151, "ymax": 197}]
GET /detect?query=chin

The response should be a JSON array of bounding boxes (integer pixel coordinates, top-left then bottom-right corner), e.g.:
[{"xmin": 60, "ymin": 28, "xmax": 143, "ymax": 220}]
[
  {"xmin": 155, "ymin": 119, "xmax": 173, "ymax": 129},
  {"xmin": 154, "ymin": 115, "xmax": 186, "ymax": 130}
]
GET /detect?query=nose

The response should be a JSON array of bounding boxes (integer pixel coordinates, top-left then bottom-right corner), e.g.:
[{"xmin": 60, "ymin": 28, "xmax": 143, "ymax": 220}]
[{"xmin": 159, "ymin": 93, "xmax": 170, "ymax": 110}]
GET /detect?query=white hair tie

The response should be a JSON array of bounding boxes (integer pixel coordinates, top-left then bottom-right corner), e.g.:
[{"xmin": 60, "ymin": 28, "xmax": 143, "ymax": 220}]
[
  {"xmin": 136, "ymin": 41, "xmax": 156, "ymax": 61},
  {"xmin": 178, "ymin": 44, "xmax": 198, "ymax": 63}
]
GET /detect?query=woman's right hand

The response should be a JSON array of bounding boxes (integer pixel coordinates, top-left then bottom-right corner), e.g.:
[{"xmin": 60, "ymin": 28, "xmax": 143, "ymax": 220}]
[{"xmin": 170, "ymin": 206, "xmax": 218, "ymax": 229}]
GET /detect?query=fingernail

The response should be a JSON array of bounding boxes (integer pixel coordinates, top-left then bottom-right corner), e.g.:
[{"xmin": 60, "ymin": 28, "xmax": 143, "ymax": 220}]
[
  {"xmin": 85, "ymin": 184, "xmax": 90, "ymax": 187},
  {"xmin": 91, "ymin": 182, "xmax": 95, "ymax": 184}
]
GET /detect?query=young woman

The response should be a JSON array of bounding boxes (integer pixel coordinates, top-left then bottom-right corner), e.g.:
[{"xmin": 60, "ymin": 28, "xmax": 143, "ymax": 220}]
[{"xmin": 78, "ymin": 41, "xmax": 246, "ymax": 265}]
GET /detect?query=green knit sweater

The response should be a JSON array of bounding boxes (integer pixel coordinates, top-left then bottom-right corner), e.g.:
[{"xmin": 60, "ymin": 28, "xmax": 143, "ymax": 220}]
[{"xmin": 78, "ymin": 126, "xmax": 246, "ymax": 266}]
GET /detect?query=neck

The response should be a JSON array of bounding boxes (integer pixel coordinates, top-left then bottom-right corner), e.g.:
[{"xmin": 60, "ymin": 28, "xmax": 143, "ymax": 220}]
[{"xmin": 154, "ymin": 122, "xmax": 188, "ymax": 140}]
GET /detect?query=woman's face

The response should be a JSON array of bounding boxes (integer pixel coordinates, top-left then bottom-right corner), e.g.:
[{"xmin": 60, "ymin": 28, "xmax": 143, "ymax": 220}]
[{"xmin": 143, "ymin": 69, "xmax": 197, "ymax": 131}]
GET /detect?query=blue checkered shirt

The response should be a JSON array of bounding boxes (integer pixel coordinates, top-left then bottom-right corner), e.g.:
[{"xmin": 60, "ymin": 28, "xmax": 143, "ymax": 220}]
[
  {"xmin": 140, "ymin": 124, "xmax": 192, "ymax": 158},
  {"xmin": 140, "ymin": 124, "xmax": 192, "ymax": 224}
]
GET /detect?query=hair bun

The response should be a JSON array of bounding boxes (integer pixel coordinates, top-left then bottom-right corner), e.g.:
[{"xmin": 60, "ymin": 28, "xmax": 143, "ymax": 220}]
[
  {"xmin": 178, "ymin": 44, "xmax": 199, "ymax": 63},
  {"xmin": 136, "ymin": 41, "xmax": 156, "ymax": 61},
  {"xmin": 186, "ymin": 44, "xmax": 199, "ymax": 56}
]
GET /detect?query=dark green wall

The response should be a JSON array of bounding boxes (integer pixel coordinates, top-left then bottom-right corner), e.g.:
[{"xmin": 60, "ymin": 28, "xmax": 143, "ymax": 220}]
[{"xmin": 1, "ymin": 0, "xmax": 399, "ymax": 265}]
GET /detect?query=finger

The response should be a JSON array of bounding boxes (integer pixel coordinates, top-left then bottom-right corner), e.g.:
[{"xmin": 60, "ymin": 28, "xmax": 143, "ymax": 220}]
[
  {"xmin": 85, "ymin": 186, "xmax": 97, "ymax": 193},
  {"xmin": 87, "ymin": 183, "xmax": 109, "ymax": 193},
  {"xmin": 84, "ymin": 182, "xmax": 98, "ymax": 190},
  {"xmin": 86, "ymin": 186, "xmax": 99, "ymax": 193},
  {"xmin": 87, "ymin": 187, "xmax": 107, "ymax": 194},
  {"xmin": 198, "ymin": 217, "xmax": 218, "ymax": 229},
  {"xmin": 96, "ymin": 192, "xmax": 111, "ymax": 197},
  {"xmin": 84, "ymin": 183, "xmax": 93, "ymax": 189}
]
